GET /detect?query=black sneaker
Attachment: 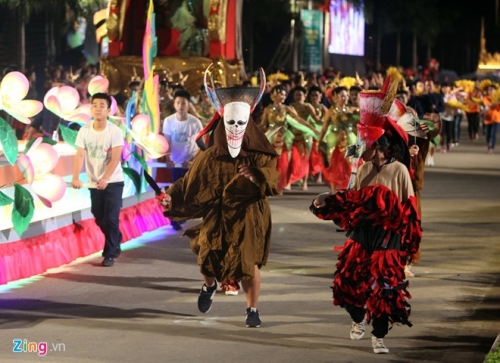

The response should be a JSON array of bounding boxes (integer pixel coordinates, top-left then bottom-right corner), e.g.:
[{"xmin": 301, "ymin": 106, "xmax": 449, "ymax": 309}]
[
  {"xmin": 245, "ymin": 307, "xmax": 261, "ymax": 328},
  {"xmin": 171, "ymin": 221, "xmax": 182, "ymax": 231},
  {"xmin": 197, "ymin": 282, "xmax": 217, "ymax": 313},
  {"xmin": 101, "ymin": 257, "xmax": 114, "ymax": 267}
]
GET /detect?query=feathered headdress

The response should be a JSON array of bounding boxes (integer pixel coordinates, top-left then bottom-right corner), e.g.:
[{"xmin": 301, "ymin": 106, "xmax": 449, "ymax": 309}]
[
  {"xmin": 267, "ymin": 71, "xmax": 289, "ymax": 87},
  {"xmin": 346, "ymin": 69, "xmax": 409, "ymax": 189},
  {"xmin": 479, "ymin": 79, "xmax": 493, "ymax": 92},
  {"xmin": 339, "ymin": 76, "xmax": 357, "ymax": 90},
  {"xmin": 357, "ymin": 67, "xmax": 404, "ymax": 144},
  {"xmin": 387, "ymin": 99, "xmax": 427, "ymax": 139},
  {"xmin": 455, "ymin": 79, "xmax": 475, "ymax": 94}
]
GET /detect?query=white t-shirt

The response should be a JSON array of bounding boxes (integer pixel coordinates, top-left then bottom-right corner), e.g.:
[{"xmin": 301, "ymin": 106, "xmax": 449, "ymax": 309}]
[
  {"xmin": 162, "ymin": 113, "xmax": 203, "ymax": 165},
  {"xmin": 75, "ymin": 121, "xmax": 124, "ymax": 184}
]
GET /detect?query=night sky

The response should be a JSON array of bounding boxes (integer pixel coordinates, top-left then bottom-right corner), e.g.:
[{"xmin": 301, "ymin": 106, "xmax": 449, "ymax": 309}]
[{"xmin": 244, "ymin": 0, "xmax": 500, "ymax": 76}]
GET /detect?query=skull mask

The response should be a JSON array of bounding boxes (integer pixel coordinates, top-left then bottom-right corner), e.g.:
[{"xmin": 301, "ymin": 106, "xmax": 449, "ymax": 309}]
[
  {"xmin": 203, "ymin": 64, "xmax": 266, "ymax": 158},
  {"xmin": 223, "ymin": 102, "xmax": 250, "ymax": 158}
]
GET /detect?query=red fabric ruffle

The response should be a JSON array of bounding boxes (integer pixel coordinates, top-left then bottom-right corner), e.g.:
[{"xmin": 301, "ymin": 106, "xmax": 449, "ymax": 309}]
[
  {"xmin": 0, "ymin": 198, "xmax": 168, "ymax": 285},
  {"xmin": 311, "ymin": 184, "xmax": 422, "ymax": 326}
]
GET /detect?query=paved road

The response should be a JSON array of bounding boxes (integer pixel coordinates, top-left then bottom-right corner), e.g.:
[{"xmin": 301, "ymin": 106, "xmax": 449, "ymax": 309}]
[{"xmin": 0, "ymin": 135, "xmax": 499, "ymax": 363}]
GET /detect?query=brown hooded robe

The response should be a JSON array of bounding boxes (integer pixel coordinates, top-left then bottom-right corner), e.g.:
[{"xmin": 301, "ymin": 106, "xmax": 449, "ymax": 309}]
[{"xmin": 164, "ymin": 116, "xmax": 279, "ymax": 282}]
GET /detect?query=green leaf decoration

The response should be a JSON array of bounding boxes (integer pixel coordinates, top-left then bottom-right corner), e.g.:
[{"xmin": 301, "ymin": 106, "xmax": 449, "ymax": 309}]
[
  {"xmin": 24, "ymin": 137, "xmax": 57, "ymax": 154},
  {"xmin": 108, "ymin": 118, "xmax": 120, "ymax": 127},
  {"xmin": 0, "ymin": 116, "xmax": 19, "ymax": 165},
  {"xmin": 122, "ymin": 167, "xmax": 142, "ymax": 201},
  {"xmin": 12, "ymin": 183, "xmax": 34, "ymax": 236},
  {"xmin": 14, "ymin": 183, "xmax": 33, "ymax": 217},
  {"xmin": 0, "ymin": 190, "xmax": 13, "ymax": 206},
  {"xmin": 132, "ymin": 151, "xmax": 148, "ymax": 172},
  {"xmin": 119, "ymin": 123, "xmax": 127, "ymax": 137},
  {"xmin": 418, "ymin": 120, "xmax": 436, "ymax": 131},
  {"xmin": 109, "ymin": 119, "xmax": 128, "ymax": 137},
  {"xmin": 59, "ymin": 124, "xmax": 78, "ymax": 148}
]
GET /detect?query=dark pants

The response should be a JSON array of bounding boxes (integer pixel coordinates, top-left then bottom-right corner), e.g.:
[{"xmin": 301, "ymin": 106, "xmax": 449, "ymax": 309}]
[
  {"xmin": 441, "ymin": 120, "xmax": 455, "ymax": 150},
  {"xmin": 171, "ymin": 167, "xmax": 189, "ymax": 182},
  {"xmin": 170, "ymin": 168, "xmax": 189, "ymax": 227},
  {"xmin": 466, "ymin": 112, "xmax": 480, "ymax": 140},
  {"xmin": 90, "ymin": 182, "xmax": 124, "ymax": 258},
  {"xmin": 486, "ymin": 123, "xmax": 499, "ymax": 150},
  {"xmin": 440, "ymin": 120, "xmax": 454, "ymax": 149},
  {"xmin": 453, "ymin": 114, "xmax": 463, "ymax": 144},
  {"xmin": 345, "ymin": 305, "xmax": 389, "ymax": 338}
]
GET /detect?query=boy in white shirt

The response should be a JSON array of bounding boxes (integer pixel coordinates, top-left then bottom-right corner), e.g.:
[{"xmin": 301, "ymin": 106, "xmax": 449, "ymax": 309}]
[
  {"xmin": 72, "ymin": 93, "xmax": 124, "ymax": 267},
  {"xmin": 162, "ymin": 90, "xmax": 203, "ymax": 230}
]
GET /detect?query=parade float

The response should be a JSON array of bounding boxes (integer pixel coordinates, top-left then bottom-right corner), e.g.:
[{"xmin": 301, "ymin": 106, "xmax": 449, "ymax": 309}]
[
  {"xmin": 101, "ymin": 0, "xmax": 244, "ymax": 96},
  {"xmin": 0, "ymin": 0, "xmax": 251, "ymax": 285}
]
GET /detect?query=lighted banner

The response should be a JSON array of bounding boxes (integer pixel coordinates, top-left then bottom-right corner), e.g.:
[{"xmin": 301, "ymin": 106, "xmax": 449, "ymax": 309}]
[
  {"xmin": 328, "ymin": 0, "xmax": 365, "ymax": 56},
  {"xmin": 301, "ymin": 9, "xmax": 324, "ymax": 72}
]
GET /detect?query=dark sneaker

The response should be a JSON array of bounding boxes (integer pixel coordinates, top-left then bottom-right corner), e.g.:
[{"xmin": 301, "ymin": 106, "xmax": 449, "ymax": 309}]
[
  {"xmin": 171, "ymin": 221, "xmax": 182, "ymax": 231},
  {"xmin": 101, "ymin": 257, "xmax": 114, "ymax": 267},
  {"xmin": 245, "ymin": 307, "xmax": 261, "ymax": 328},
  {"xmin": 197, "ymin": 282, "xmax": 217, "ymax": 313},
  {"xmin": 114, "ymin": 249, "xmax": 121, "ymax": 258}
]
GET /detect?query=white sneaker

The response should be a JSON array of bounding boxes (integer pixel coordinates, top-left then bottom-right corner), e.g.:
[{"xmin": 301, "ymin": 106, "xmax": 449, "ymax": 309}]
[
  {"xmin": 404, "ymin": 264, "xmax": 415, "ymax": 277},
  {"xmin": 371, "ymin": 334, "xmax": 389, "ymax": 354},
  {"xmin": 350, "ymin": 319, "xmax": 366, "ymax": 340},
  {"xmin": 225, "ymin": 289, "xmax": 238, "ymax": 296}
]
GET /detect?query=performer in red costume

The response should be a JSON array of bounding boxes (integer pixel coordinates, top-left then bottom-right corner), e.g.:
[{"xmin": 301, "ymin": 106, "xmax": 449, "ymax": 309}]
[{"xmin": 310, "ymin": 75, "xmax": 422, "ymax": 354}]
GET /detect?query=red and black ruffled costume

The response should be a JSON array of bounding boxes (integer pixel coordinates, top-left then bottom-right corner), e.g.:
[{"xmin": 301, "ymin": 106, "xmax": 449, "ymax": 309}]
[{"xmin": 310, "ymin": 184, "xmax": 422, "ymax": 327}]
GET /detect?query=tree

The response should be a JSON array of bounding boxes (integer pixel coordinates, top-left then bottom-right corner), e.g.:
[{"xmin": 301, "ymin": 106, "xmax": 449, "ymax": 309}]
[
  {"xmin": 357, "ymin": 0, "xmax": 442, "ymax": 71},
  {"xmin": 242, "ymin": 0, "xmax": 292, "ymax": 72},
  {"xmin": 1, "ymin": 0, "xmax": 104, "ymax": 71},
  {"xmin": 2, "ymin": 0, "xmax": 47, "ymax": 71}
]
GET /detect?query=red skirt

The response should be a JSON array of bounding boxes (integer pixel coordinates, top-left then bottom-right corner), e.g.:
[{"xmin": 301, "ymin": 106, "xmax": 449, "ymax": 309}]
[
  {"xmin": 287, "ymin": 142, "xmax": 309, "ymax": 185},
  {"xmin": 309, "ymin": 140, "xmax": 325, "ymax": 176},
  {"xmin": 276, "ymin": 147, "xmax": 289, "ymax": 191},
  {"xmin": 310, "ymin": 185, "xmax": 422, "ymax": 327},
  {"xmin": 322, "ymin": 147, "xmax": 351, "ymax": 189}
]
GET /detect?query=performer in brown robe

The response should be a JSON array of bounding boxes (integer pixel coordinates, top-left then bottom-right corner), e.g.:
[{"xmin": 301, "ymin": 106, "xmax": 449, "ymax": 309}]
[{"xmin": 161, "ymin": 67, "xmax": 279, "ymax": 328}]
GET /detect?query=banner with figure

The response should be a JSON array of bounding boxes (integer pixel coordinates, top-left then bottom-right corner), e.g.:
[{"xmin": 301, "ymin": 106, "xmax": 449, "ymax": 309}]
[{"xmin": 301, "ymin": 9, "xmax": 324, "ymax": 72}]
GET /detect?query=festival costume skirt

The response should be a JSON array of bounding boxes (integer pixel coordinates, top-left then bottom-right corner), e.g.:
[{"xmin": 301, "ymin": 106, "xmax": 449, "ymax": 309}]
[{"xmin": 310, "ymin": 184, "xmax": 422, "ymax": 326}]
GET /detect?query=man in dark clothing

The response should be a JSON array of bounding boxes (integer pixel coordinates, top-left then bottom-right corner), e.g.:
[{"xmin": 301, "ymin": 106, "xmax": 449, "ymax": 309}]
[{"xmin": 418, "ymin": 80, "xmax": 444, "ymax": 114}]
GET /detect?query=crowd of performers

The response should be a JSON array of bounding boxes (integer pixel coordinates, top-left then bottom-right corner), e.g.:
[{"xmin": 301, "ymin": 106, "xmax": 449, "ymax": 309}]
[
  {"xmin": 153, "ymin": 63, "xmax": 439, "ymax": 354},
  {"xmin": 154, "ymin": 65, "xmax": 500, "ymax": 354},
  {"xmin": 254, "ymin": 72, "xmax": 500, "ymax": 196},
  {"xmin": 13, "ymin": 61, "xmax": 496, "ymax": 354}
]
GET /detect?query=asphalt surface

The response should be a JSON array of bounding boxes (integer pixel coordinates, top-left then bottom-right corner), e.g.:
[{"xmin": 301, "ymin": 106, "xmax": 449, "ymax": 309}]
[{"xmin": 0, "ymin": 132, "xmax": 499, "ymax": 363}]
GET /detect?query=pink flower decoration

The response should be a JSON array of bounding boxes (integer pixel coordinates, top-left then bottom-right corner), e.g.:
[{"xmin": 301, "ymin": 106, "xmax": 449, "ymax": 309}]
[
  {"xmin": 16, "ymin": 154, "xmax": 35, "ymax": 184},
  {"xmin": 0, "ymin": 71, "xmax": 43, "ymax": 124},
  {"xmin": 16, "ymin": 138, "xmax": 66, "ymax": 207},
  {"xmin": 87, "ymin": 76, "xmax": 118, "ymax": 116},
  {"xmin": 129, "ymin": 114, "xmax": 169, "ymax": 159},
  {"xmin": 44, "ymin": 86, "xmax": 91, "ymax": 124},
  {"xmin": 88, "ymin": 76, "xmax": 109, "ymax": 95},
  {"xmin": 110, "ymin": 96, "xmax": 118, "ymax": 115},
  {"xmin": 122, "ymin": 138, "xmax": 131, "ymax": 162}
]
